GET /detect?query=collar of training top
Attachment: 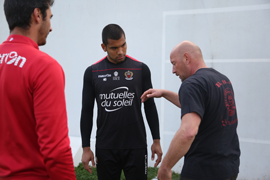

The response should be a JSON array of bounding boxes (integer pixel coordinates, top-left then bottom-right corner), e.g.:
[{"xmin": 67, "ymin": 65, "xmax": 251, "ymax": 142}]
[{"xmin": 5, "ymin": 34, "xmax": 39, "ymax": 50}]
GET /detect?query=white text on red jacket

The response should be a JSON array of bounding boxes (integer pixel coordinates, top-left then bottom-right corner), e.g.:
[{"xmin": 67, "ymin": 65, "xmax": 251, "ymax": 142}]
[{"xmin": 0, "ymin": 51, "xmax": 26, "ymax": 68}]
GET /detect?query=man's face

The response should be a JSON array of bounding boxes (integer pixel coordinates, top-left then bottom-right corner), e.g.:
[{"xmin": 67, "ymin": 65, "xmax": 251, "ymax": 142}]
[
  {"xmin": 38, "ymin": 6, "xmax": 53, "ymax": 46},
  {"xmin": 170, "ymin": 52, "xmax": 189, "ymax": 82},
  {"xmin": 102, "ymin": 34, "xmax": 127, "ymax": 64}
]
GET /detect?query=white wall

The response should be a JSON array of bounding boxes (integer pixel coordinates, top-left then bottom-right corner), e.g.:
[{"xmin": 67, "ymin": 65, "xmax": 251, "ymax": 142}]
[{"xmin": 1, "ymin": 0, "xmax": 270, "ymax": 179}]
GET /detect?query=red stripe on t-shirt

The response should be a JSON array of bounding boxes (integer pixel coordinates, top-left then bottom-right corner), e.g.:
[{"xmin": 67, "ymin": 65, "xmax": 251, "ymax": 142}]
[
  {"xmin": 126, "ymin": 55, "xmax": 141, "ymax": 62},
  {"xmin": 94, "ymin": 55, "xmax": 140, "ymax": 65},
  {"xmin": 93, "ymin": 56, "xmax": 107, "ymax": 65},
  {"xmin": 92, "ymin": 68, "xmax": 141, "ymax": 72}
]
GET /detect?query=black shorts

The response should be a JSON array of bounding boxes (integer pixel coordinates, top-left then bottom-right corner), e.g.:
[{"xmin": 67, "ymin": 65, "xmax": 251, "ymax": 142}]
[{"xmin": 95, "ymin": 148, "xmax": 148, "ymax": 180}]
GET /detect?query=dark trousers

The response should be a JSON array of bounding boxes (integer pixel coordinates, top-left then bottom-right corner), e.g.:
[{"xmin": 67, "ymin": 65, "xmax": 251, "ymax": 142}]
[
  {"xmin": 180, "ymin": 174, "xmax": 238, "ymax": 180},
  {"xmin": 96, "ymin": 148, "xmax": 148, "ymax": 180}
]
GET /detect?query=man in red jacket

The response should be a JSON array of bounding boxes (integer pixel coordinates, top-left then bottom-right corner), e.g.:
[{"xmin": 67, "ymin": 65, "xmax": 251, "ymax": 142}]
[{"xmin": 0, "ymin": 0, "xmax": 76, "ymax": 179}]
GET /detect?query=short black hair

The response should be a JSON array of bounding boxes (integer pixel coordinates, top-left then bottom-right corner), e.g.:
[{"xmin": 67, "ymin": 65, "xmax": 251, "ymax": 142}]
[
  {"xmin": 102, "ymin": 24, "xmax": 126, "ymax": 46},
  {"xmin": 4, "ymin": 0, "xmax": 54, "ymax": 31}
]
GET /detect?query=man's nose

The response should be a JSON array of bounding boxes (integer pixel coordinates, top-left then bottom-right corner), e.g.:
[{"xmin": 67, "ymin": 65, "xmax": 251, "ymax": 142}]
[
  {"xmin": 118, "ymin": 47, "xmax": 123, "ymax": 54},
  {"xmin": 172, "ymin": 67, "xmax": 176, "ymax": 74}
]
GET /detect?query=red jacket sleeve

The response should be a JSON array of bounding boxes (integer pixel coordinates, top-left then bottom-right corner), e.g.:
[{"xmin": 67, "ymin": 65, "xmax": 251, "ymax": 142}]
[{"xmin": 33, "ymin": 56, "xmax": 76, "ymax": 180}]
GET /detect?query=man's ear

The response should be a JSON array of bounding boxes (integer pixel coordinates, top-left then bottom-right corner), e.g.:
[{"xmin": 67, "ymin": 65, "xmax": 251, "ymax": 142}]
[
  {"xmin": 184, "ymin": 53, "xmax": 190, "ymax": 65},
  {"xmin": 101, "ymin": 43, "xmax": 107, "ymax": 52},
  {"xmin": 32, "ymin": 8, "xmax": 42, "ymax": 24}
]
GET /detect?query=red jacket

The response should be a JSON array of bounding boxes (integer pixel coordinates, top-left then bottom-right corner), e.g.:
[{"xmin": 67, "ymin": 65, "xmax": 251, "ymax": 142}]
[{"xmin": 0, "ymin": 35, "xmax": 76, "ymax": 180}]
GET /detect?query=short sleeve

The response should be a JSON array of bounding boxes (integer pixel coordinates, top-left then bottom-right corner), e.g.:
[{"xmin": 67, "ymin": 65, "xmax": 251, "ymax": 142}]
[{"xmin": 179, "ymin": 82, "xmax": 207, "ymax": 119}]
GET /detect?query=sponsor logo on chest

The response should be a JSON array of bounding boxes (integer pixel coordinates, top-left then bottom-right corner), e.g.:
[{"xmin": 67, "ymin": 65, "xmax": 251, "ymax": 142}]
[
  {"xmin": 98, "ymin": 74, "xmax": 111, "ymax": 81},
  {"xmin": 97, "ymin": 70, "xmax": 135, "ymax": 81},
  {"xmin": 113, "ymin": 71, "xmax": 120, "ymax": 80},
  {"xmin": 99, "ymin": 86, "xmax": 135, "ymax": 112}
]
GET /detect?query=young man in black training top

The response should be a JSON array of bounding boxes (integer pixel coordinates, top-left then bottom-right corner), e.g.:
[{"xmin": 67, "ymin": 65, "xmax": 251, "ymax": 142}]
[
  {"xmin": 80, "ymin": 24, "xmax": 162, "ymax": 180},
  {"xmin": 142, "ymin": 41, "xmax": 240, "ymax": 180}
]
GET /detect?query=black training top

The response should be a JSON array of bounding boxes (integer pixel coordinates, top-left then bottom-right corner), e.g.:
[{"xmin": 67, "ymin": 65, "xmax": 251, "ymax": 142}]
[
  {"xmin": 179, "ymin": 68, "xmax": 240, "ymax": 180},
  {"xmin": 80, "ymin": 55, "xmax": 160, "ymax": 149}
]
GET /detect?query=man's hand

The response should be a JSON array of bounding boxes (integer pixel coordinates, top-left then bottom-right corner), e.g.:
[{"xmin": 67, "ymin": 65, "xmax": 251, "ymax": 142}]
[
  {"xmin": 141, "ymin": 88, "xmax": 181, "ymax": 108},
  {"xmin": 151, "ymin": 139, "xmax": 163, "ymax": 167},
  {"xmin": 141, "ymin": 89, "xmax": 164, "ymax": 103},
  {"xmin": 81, "ymin": 147, "xmax": 96, "ymax": 174},
  {"xmin": 157, "ymin": 166, "xmax": 172, "ymax": 180}
]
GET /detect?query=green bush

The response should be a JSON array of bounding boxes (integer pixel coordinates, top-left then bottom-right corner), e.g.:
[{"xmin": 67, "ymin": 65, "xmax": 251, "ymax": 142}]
[{"xmin": 75, "ymin": 163, "xmax": 180, "ymax": 180}]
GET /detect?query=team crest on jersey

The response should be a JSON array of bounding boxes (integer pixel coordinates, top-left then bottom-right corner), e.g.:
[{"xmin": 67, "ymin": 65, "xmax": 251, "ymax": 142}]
[
  {"xmin": 125, "ymin": 71, "xmax": 133, "ymax": 80},
  {"xmin": 113, "ymin": 71, "xmax": 120, "ymax": 80}
]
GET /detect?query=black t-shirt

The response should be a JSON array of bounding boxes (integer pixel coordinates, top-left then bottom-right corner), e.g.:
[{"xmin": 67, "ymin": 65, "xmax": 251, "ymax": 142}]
[
  {"xmin": 80, "ymin": 55, "xmax": 160, "ymax": 149},
  {"xmin": 179, "ymin": 68, "xmax": 240, "ymax": 180}
]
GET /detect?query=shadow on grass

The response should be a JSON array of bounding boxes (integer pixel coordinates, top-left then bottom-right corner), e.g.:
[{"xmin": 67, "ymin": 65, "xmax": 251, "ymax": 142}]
[{"xmin": 75, "ymin": 163, "xmax": 180, "ymax": 180}]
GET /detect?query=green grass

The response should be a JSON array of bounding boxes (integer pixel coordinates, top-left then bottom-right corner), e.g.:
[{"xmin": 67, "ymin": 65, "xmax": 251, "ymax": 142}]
[{"xmin": 75, "ymin": 163, "xmax": 180, "ymax": 180}]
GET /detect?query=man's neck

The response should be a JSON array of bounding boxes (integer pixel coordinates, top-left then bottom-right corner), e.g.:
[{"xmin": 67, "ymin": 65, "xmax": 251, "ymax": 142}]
[
  {"xmin": 10, "ymin": 27, "xmax": 38, "ymax": 44},
  {"xmin": 192, "ymin": 61, "xmax": 208, "ymax": 75}
]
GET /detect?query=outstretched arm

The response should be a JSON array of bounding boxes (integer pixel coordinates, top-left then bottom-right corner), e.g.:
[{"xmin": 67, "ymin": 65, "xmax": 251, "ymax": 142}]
[{"xmin": 141, "ymin": 88, "xmax": 181, "ymax": 108}]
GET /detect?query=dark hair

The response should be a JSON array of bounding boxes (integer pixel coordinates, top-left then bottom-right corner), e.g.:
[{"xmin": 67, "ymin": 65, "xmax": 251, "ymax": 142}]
[
  {"xmin": 4, "ymin": 0, "xmax": 54, "ymax": 31},
  {"xmin": 102, "ymin": 24, "xmax": 125, "ymax": 46}
]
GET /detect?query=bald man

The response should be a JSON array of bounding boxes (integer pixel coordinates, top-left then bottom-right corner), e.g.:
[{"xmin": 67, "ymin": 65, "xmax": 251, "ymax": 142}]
[{"xmin": 141, "ymin": 41, "xmax": 240, "ymax": 180}]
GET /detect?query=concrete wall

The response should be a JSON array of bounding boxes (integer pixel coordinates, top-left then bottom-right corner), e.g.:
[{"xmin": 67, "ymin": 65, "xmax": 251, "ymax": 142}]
[{"xmin": 1, "ymin": 0, "xmax": 270, "ymax": 179}]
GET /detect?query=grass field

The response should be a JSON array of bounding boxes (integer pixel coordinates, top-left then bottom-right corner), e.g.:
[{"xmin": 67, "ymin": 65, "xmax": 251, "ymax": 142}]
[{"xmin": 75, "ymin": 163, "xmax": 181, "ymax": 180}]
